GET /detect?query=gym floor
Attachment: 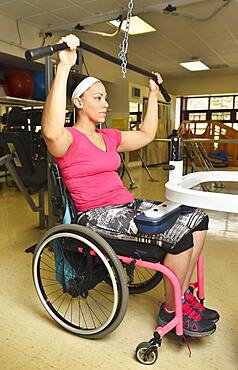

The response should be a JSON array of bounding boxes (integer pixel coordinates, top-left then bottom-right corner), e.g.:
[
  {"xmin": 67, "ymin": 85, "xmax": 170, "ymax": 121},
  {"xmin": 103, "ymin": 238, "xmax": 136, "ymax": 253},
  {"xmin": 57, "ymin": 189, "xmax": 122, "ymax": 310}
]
[{"xmin": 0, "ymin": 166, "xmax": 238, "ymax": 370}]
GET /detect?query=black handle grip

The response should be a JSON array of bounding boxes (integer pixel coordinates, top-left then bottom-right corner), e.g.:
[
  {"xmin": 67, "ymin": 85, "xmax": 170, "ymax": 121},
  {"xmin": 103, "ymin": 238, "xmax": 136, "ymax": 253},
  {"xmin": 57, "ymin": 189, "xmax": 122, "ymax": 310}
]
[
  {"xmin": 158, "ymin": 83, "xmax": 171, "ymax": 103},
  {"xmin": 151, "ymin": 74, "xmax": 171, "ymax": 103},
  {"xmin": 25, "ymin": 42, "xmax": 68, "ymax": 61},
  {"xmin": 162, "ymin": 164, "xmax": 175, "ymax": 171}
]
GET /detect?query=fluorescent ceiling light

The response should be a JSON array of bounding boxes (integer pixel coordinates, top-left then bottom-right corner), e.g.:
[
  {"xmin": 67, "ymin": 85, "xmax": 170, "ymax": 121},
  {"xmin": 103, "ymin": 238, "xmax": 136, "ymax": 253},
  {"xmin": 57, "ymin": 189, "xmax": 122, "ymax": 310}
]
[
  {"xmin": 109, "ymin": 16, "xmax": 156, "ymax": 35},
  {"xmin": 180, "ymin": 61, "xmax": 209, "ymax": 71}
]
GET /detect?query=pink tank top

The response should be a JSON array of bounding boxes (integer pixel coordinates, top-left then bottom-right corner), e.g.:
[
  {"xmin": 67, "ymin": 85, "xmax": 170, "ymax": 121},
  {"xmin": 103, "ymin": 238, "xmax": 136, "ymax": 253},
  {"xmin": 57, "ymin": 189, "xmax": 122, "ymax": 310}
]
[{"xmin": 55, "ymin": 127, "xmax": 134, "ymax": 212}]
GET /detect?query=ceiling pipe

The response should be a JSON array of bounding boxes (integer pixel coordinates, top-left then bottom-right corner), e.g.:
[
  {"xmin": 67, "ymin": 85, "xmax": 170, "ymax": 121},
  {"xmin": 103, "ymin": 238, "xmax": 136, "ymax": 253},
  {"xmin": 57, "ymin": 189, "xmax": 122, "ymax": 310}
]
[{"xmin": 41, "ymin": 0, "xmax": 208, "ymax": 33}]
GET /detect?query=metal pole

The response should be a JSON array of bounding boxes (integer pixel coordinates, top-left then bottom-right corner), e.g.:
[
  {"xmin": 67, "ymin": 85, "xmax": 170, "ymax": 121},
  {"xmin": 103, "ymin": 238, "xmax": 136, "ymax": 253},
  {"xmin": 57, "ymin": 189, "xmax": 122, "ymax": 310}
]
[
  {"xmin": 120, "ymin": 155, "xmax": 137, "ymax": 189},
  {"xmin": 153, "ymin": 138, "xmax": 238, "ymax": 143},
  {"xmin": 136, "ymin": 150, "xmax": 157, "ymax": 182},
  {"xmin": 45, "ymin": 56, "xmax": 55, "ymax": 228},
  {"xmin": 170, "ymin": 137, "xmax": 182, "ymax": 161}
]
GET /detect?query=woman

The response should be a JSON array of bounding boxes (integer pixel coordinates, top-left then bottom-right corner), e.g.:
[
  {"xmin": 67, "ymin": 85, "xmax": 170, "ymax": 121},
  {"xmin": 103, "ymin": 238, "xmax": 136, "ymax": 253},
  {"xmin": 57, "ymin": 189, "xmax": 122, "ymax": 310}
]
[{"xmin": 42, "ymin": 34, "xmax": 219, "ymax": 338}]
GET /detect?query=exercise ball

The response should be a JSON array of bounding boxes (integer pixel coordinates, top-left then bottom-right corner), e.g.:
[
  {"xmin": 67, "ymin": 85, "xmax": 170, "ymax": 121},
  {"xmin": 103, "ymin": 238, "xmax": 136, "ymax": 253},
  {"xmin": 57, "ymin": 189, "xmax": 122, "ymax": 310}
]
[
  {"xmin": 4, "ymin": 70, "xmax": 34, "ymax": 99},
  {"xmin": 32, "ymin": 71, "xmax": 46, "ymax": 101}
]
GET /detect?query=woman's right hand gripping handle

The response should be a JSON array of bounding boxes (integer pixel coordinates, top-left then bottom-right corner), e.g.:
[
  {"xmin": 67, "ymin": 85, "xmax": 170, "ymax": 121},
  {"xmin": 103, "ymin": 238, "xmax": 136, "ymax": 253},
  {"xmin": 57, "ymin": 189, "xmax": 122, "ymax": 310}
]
[
  {"xmin": 57, "ymin": 34, "xmax": 80, "ymax": 68},
  {"xmin": 42, "ymin": 34, "xmax": 80, "ymax": 158}
]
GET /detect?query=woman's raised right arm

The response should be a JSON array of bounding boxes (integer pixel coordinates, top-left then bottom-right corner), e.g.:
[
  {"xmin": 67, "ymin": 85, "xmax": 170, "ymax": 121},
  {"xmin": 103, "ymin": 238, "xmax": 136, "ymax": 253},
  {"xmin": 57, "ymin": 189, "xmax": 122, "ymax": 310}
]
[{"xmin": 41, "ymin": 34, "xmax": 80, "ymax": 157}]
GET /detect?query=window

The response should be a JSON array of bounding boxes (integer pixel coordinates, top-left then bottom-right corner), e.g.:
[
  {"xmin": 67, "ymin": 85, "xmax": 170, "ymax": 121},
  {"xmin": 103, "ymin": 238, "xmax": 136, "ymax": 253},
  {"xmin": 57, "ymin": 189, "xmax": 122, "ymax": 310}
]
[
  {"xmin": 189, "ymin": 112, "xmax": 206, "ymax": 121},
  {"xmin": 181, "ymin": 95, "xmax": 238, "ymax": 129},
  {"xmin": 129, "ymin": 102, "xmax": 142, "ymax": 112},
  {"xmin": 233, "ymin": 123, "xmax": 238, "ymax": 131},
  {"xmin": 175, "ymin": 97, "xmax": 181, "ymax": 129},
  {"xmin": 211, "ymin": 112, "xmax": 230, "ymax": 120},
  {"xmin": 210, "ymin": 96, "xmax": 233, "ymax": 109},
  {"xmin": 187, "ymin": 97, "xmax": 208, "ymax": 110},
  {"xmin": 185, "ymin": 122, "xmax": 207, "ymax": 135},
  {"xmin": 129, "ymin": 114, "xmax": 138, "ymax": 123},
  {"xmin": 129, "ymin": 102, "xmax": 142, "ymax": 130},
  {"xmin": 235, "ymin": 96, "xmax": 238, "ymax": 109}
]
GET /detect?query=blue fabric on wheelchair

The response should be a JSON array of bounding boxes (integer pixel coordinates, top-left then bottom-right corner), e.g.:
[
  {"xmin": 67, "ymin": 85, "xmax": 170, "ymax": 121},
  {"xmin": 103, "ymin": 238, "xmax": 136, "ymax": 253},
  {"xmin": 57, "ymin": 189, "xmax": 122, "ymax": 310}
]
[
  {"xmin": 54, "ymin": 200, "xmax": 76, "ymax": 290},
  {"xmin": 53, "ymin": 239, "xmax": 77, "ymax": 292},
  {"xmin": 63, "ymin": 198, "xmax": 72, "ymax": 224}
]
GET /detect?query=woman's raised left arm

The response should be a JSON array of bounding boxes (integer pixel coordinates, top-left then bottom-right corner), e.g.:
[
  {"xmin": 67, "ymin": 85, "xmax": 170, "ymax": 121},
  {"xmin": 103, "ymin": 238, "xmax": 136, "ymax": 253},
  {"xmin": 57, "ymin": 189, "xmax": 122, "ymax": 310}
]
[{"xmin": 117, "ymin": 73, "xmax": 163, "ymax": 152}]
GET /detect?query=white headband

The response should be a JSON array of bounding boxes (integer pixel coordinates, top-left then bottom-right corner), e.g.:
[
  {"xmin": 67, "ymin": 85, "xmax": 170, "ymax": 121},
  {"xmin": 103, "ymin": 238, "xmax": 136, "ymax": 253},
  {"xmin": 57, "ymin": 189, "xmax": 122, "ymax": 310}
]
[{"xmin": 71, "ymin": 76, "xmax": 100, "ymax": 103}]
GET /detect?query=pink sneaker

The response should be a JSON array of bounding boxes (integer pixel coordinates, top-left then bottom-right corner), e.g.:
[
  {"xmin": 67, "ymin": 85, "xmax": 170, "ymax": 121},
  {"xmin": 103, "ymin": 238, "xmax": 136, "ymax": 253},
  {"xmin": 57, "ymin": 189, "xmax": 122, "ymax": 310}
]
[
  {"xmin": 185, "ymin": 288, "xmax": 220, "ymax": 323},
  {"xmin": 158, "ymin": 301, "xmax": 216, "ymax": 337},
  {"xmin": 182, "ymin": 300, "xmax": 216, "ymax": 337}
]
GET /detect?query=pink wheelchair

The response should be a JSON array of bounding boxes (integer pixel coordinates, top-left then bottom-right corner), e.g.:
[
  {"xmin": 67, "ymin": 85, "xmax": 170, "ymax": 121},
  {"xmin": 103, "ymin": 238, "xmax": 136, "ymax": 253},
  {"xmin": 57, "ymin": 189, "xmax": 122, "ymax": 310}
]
[{"xmin": 31, "ymin": 164, "xmax": 205, "ymax": 365}]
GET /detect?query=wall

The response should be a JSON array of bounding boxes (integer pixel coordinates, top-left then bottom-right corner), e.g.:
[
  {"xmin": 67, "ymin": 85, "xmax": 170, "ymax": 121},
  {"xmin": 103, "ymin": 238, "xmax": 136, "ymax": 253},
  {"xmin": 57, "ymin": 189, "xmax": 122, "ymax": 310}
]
[
  {"xmin": 104, "ymin": 79, "xmax": 129, "ymax": 129},
  {"xmin": 0, "ymin": 14, "xmax": 42, "ymax": 59},
  {"xmin": 166, "ymin": 73, "xmax": 238, "ymax": 96},
  {"xmin": 128, "ymin": 81, "xmax": 167, "ymax": 105}
]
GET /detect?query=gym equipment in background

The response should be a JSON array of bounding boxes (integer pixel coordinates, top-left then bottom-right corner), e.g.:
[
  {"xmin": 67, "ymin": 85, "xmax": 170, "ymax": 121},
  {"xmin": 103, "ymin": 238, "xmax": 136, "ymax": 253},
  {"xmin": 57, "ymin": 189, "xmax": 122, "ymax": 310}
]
[
  {"xmin": 4, "ymin": 70, "xmax": 34, "ymax": 99},
  {"xmin": 165, "ymin": 137, "xmax": 238, "ymax": 214},
  {"xmin": 32, "ymin": 71, "xmax": 46, "ymax": 101}
]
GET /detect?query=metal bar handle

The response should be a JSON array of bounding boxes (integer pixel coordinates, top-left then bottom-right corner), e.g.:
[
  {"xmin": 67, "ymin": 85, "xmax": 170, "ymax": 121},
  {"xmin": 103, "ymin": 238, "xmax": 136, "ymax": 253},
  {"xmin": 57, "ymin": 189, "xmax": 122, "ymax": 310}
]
[
  {"xmin": 25, "ymin": 42, "xmax": 68, "ymax": 61},
  {"xmin": 25, "ymin": 41, "xmax": 171, "ymax": 102}
]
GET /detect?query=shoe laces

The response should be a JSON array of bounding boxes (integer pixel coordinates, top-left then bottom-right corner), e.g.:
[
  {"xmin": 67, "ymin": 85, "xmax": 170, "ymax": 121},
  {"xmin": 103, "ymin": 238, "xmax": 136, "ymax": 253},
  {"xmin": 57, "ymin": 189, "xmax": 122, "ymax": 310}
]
[
  {"xmin": 182, "ymin": 301, "xmax": 201, "ymax": 321},
  {"xmin": 185, "ymin": 291, "xmax": 205, "ymax": 312}
]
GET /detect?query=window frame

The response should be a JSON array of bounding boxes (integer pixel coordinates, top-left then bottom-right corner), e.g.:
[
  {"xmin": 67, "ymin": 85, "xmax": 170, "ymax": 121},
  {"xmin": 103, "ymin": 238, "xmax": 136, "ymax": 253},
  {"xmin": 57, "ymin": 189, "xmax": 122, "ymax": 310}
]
[{"xmin": 181, "ymin": 94, "xmax": 238, "ymax": 130}]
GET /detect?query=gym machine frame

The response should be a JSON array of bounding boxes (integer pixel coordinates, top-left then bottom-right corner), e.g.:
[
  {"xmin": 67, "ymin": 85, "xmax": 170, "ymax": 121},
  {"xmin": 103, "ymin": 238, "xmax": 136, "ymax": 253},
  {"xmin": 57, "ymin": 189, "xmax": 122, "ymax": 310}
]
[{"xmin": 0, "ymin": 154, "xmax": 46, "ymax": 228}]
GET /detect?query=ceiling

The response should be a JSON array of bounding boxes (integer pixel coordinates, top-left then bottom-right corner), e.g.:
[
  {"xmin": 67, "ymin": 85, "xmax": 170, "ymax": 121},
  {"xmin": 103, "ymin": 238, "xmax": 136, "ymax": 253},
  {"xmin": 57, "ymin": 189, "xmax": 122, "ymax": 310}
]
[{"xmin": 0, "ymin": 0, "xmax": 237, "ymax": 79}]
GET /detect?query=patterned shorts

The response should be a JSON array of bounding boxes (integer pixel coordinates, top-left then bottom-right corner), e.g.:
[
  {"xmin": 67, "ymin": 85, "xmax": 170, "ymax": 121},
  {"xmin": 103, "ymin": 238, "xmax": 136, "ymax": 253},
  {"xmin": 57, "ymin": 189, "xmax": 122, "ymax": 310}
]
[{"xmin": 77, "ymin": 199, "xmax": 209, "ymax": 254}]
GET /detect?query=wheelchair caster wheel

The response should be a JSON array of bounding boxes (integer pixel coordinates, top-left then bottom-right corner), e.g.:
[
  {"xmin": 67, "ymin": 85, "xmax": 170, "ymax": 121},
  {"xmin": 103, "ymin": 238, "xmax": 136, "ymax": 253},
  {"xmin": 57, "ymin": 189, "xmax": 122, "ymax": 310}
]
[{"xmin": 135, "ymin": 341, "xmax": 158, "ymax": 365}]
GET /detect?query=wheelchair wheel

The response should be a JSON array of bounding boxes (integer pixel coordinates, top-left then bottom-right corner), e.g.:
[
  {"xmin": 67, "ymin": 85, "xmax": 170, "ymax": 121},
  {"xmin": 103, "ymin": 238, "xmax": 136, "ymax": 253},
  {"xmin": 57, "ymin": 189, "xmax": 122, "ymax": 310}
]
[
  {"xmin": 128, "ymin": 267, "xmax": 163, "ymax": 294},
  {"xmin": 32, "ymin": 224, "xmax": 129, "ymax": 339}
]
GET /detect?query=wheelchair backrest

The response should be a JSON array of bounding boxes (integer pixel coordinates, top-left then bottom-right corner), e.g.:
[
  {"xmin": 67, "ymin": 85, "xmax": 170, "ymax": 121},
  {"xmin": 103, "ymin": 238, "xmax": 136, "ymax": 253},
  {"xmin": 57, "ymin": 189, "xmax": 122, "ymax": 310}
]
[{"xmin": 50, "ymin": 162, "xmax": 78, "ymax": 223}]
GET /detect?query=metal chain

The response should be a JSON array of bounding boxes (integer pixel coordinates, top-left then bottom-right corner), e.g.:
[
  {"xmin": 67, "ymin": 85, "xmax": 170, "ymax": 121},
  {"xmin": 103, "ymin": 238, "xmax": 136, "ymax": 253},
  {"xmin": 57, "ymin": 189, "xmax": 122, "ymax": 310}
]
[{"xmin": 118, "ymin": 0, "xmax": 134, "ymax": 78}]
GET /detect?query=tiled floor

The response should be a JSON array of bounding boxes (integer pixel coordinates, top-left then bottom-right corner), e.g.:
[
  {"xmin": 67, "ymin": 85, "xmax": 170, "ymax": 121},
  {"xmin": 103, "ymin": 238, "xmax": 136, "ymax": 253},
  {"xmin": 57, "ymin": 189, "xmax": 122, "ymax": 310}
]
[{"xmin": 0, "ymin": 166, "xmax": 238, "ymax": 370}]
